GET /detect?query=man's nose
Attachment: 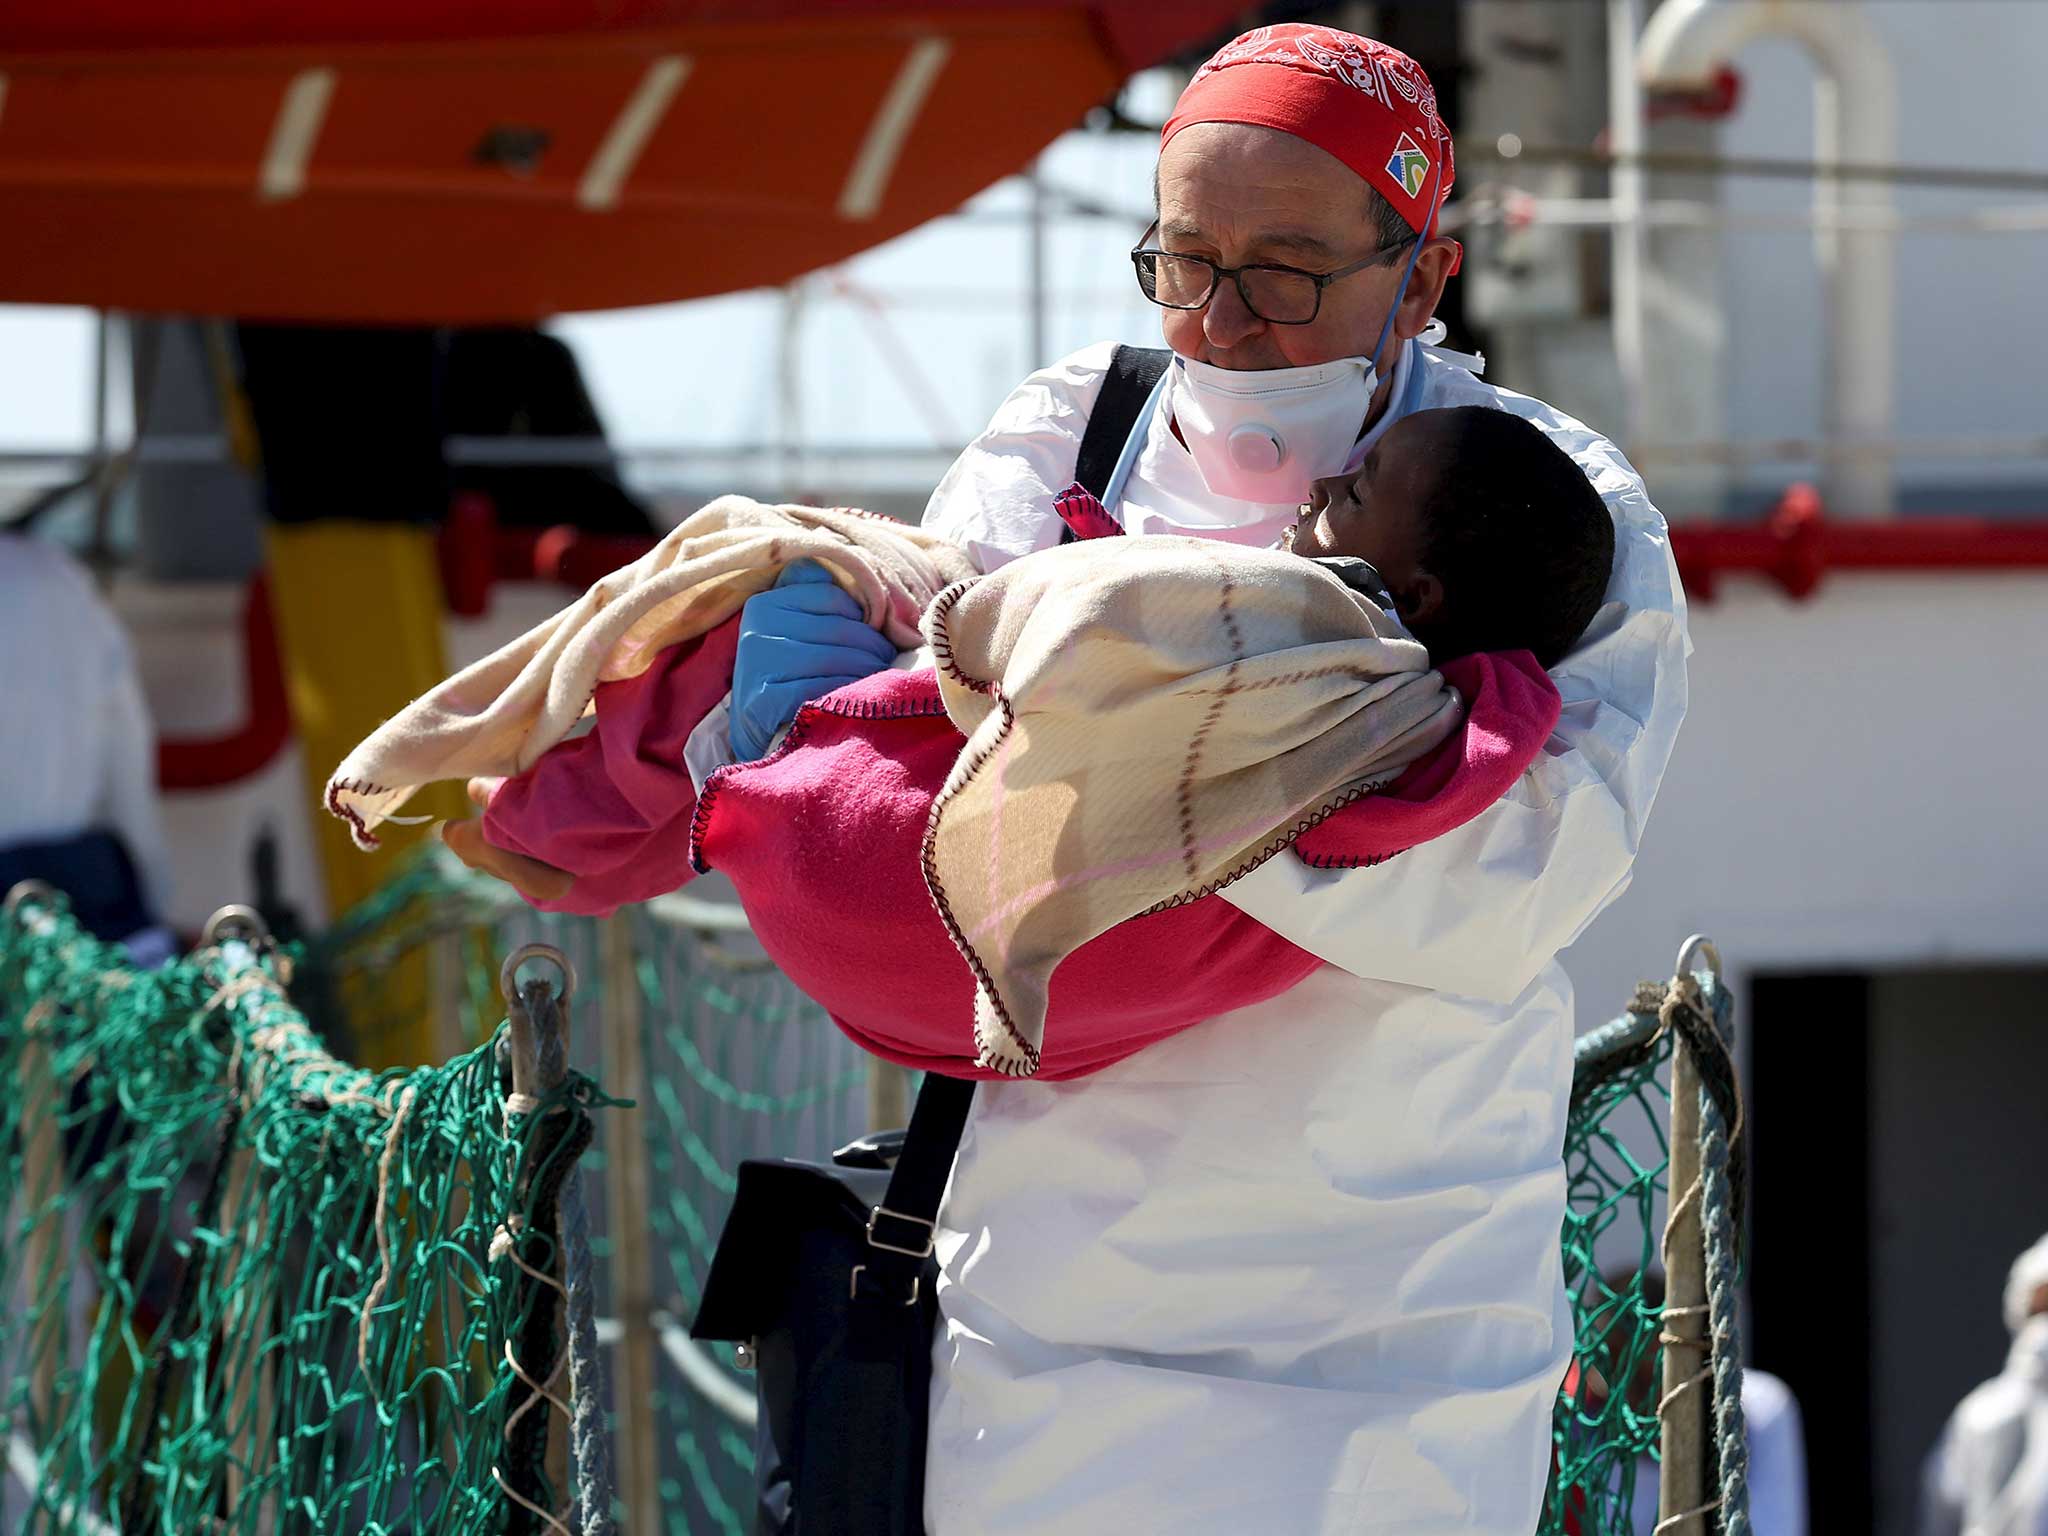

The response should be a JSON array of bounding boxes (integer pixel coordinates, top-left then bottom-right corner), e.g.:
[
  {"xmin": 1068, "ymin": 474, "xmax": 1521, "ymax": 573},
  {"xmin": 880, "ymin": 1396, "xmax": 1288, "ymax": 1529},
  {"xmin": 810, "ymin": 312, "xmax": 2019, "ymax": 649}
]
[
  {"xmin": 1305, "ymin": 476, "xmax": 1340, "ymax": 513},
  {"xmin": 1202, "ymin": 275, "xmax": 1266, "ymax": 351}
]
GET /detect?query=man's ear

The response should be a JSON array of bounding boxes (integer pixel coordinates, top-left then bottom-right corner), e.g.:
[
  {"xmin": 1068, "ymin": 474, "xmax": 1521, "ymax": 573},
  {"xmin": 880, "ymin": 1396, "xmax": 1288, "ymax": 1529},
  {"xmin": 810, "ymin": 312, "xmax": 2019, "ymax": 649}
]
[
  {"xmin": 1392, "ymin": 240, "xmax": 1458, "ymax": 345},
  {"xmin": 1391, "ymin": 570, "xmax": 1446, "ymax": 629}
]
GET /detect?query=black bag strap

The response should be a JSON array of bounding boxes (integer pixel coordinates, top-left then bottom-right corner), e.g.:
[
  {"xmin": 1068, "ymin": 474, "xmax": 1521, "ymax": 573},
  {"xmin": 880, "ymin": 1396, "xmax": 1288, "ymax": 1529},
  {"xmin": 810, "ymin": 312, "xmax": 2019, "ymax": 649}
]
[
  {"xmin": 1070, "ymin": 344, "xmax": 1172, "ymax": 505},
  {"xmin": 860, "ymin": 1072, "xmax": 975, "ymax": 1273}
]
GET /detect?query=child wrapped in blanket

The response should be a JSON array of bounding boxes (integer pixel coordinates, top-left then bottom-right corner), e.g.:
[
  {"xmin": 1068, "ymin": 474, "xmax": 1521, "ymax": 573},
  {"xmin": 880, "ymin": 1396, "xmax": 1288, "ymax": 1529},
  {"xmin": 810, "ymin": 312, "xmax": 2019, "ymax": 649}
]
[
  {"xmin": 346, "ymin": 404, "xmax": 1611, "ymax": 1075},
  {"xmin": 922, "ymin": 404, "xmax": 1614, "ymax": 1071}
]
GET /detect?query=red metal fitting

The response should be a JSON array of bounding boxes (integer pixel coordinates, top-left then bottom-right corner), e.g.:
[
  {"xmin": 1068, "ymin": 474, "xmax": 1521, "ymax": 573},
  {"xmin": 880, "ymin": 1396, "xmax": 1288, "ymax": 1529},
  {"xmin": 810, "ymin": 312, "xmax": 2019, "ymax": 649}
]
[
  {"xmin": 1671, "ymin": 483, "xmax": 2048, "ymax": 602},
  {"xmin": 156, "ymin": 573, "xmax": 291, "ymax": 792},
  {"xmin": 1647, "ymin": 64, "xmax": 1742, "ymax": 122},
  {"xmin": 439, "ymin": 491, "xmax": 498, "ymax": 619}
]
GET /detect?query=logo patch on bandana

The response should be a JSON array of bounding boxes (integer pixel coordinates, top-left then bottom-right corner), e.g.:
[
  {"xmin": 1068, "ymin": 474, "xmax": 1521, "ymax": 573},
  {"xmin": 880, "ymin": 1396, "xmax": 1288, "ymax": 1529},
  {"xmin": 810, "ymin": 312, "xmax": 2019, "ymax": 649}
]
[{"xmin": 1387, "ymin": 133, "xmax": 1430, "ymax": 199}]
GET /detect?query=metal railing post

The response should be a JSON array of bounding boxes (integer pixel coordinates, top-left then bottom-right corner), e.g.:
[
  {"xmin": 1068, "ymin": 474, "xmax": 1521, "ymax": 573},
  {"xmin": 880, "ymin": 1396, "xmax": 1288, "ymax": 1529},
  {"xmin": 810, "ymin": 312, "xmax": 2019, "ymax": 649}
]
[
  {"xmin": 600, "ymin": 915, "xmax": 661, "ymax": 1534},
  {"xmin": 1659, "ymin": 935, "xmax": 1722, "ymax": 1532}
]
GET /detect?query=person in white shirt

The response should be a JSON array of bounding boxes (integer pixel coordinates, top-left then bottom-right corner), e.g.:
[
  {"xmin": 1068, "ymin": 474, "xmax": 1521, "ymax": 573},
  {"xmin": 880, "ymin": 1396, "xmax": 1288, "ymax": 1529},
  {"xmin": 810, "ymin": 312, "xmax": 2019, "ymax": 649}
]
[
  {"xmin": 0, "ymin": 530, "xmax": 170, "ymax": 947},
  {"xmin": 897, "ymin": 27, "xmax": 1689, "ymax": 1534},
  {"xmin": 1922, "ymin": 1234, "xmax": 2048, "ymax": 1536}
]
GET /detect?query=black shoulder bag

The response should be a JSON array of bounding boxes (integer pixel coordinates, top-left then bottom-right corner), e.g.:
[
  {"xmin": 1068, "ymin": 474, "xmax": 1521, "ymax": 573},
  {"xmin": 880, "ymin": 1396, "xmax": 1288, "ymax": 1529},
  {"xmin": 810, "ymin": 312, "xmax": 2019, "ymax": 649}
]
[
  {"xmin": 688, "ymin": 342, "xmax": 1170, "ymax": 1535},
  {"xmin": 1066, "ymin": 343, "xmax": 1171, "ymax": 532},
  {"xmin": 692, "ymin": 1072, "xmax": 975, "ymax": 1535}
]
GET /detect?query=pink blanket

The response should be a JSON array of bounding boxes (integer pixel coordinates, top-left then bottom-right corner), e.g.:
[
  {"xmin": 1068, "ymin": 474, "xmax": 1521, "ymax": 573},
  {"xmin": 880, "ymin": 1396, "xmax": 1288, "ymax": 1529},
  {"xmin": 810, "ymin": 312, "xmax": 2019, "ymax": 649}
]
[{"xmin": 483, "ymin": 619, "xmax": 1560, "ymax": 1079}]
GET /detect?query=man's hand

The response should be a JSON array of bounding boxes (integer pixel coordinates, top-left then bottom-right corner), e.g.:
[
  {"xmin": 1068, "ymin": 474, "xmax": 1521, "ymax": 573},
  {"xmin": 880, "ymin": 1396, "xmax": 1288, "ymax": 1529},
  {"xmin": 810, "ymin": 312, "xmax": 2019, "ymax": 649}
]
[
  {"xmin": 438, "ymin": 776, "xmax": 575, "ymax": 903},
  {"xmin": 730, "ymin": 560, "xmax": 897, "ymax": 760}
]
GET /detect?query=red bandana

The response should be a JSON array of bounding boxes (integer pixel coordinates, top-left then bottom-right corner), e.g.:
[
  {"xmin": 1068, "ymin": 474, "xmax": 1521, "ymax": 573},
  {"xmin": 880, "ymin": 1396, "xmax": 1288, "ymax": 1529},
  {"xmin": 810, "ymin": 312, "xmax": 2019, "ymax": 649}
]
[{"xmin": 1161, "ymin": 24, "xmax": 1456, "ymax": 238}]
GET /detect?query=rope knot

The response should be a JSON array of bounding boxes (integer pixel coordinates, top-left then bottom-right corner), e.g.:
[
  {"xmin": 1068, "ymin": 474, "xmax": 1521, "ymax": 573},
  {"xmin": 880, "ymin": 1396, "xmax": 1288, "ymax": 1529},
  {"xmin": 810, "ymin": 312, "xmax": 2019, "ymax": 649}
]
[
  {"xmin": 200, "ymin": 968, "xmax": 282, "ymax": 1021},
  {"xmin": 1658, "ymin": 971, "xmax": 1708, "ymax": 1037},
  {"xmin": 489, "ymin": 1214, "xmax": 527, "ymax": 1264}
]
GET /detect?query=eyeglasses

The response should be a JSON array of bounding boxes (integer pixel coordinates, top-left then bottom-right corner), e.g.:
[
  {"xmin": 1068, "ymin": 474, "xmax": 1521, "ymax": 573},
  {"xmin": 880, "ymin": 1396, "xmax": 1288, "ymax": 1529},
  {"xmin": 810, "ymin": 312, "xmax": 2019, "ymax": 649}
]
[{"xmin": 1129, "ymin": 224, "xmax": 1415, "ymax": 326}]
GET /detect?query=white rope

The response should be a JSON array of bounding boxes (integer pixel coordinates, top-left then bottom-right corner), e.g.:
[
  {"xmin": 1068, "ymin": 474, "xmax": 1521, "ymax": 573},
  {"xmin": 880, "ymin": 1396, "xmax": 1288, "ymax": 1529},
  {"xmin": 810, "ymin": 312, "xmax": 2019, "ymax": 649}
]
[
  {"xmin": 491, "ymin": 1462, "xmax": 574, "ymax": 1536},
  {"xmin": 206, "ymin": 953, "xmax": 405, "ymax": 1123},
  {"xmin": 644, "ymin": 890, "xmax": 757, "ymax": 935},
  {"xmin": 1653, "ymin": 1496, "xmax": 1723, "ymax": 1534},
  {"xmin": 356, "ymin": 1084, "xmax": 418, "ymax": 1389}
]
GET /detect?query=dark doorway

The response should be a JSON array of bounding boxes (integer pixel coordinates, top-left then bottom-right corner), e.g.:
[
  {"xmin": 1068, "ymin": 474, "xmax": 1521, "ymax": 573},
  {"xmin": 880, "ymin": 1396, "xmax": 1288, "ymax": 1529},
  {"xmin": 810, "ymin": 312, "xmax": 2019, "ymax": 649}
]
[{"xmin": 1749, "ymin": 968, "xmax": 2048, "ymax": 1536}]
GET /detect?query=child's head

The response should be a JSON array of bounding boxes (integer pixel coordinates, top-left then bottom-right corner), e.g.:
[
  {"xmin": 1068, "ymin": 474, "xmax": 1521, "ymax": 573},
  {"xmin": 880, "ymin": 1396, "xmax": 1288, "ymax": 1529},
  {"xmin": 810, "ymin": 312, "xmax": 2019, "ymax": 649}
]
[{"xmin": 1285, "ymin": 406, "xmax": 1615, "ymax": 668}]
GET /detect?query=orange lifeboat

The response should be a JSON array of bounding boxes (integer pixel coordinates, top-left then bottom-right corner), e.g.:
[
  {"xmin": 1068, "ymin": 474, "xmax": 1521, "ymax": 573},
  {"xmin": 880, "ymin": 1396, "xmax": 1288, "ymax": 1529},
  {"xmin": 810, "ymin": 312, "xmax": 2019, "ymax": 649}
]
[{"xmin": 0, "ymin": 2, "xmax": 1236, "ymax": 322}]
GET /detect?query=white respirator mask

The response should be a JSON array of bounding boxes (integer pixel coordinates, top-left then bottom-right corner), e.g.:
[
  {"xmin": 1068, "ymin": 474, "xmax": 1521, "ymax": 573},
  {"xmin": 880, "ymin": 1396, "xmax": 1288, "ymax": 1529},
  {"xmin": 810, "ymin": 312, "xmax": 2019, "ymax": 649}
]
[
  {"xmin": 1161, "ymin": 139, "xmax": 1448, "ymax": 509},
  {"xmin": 1169, "ymin": 354, "xmax": 1376, "ymax": 506}
]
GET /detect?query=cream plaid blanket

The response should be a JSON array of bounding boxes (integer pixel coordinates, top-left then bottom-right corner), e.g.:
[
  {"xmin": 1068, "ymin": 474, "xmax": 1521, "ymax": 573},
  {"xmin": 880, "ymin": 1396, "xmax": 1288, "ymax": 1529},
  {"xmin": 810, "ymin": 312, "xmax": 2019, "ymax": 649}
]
[
  {"xmin": 325, "ymin": 497, "xmax": 975, "ymax": 848},
  {"xmin": 922, "ymin": 536, "xmax": 1463, "ymax": 1077}
]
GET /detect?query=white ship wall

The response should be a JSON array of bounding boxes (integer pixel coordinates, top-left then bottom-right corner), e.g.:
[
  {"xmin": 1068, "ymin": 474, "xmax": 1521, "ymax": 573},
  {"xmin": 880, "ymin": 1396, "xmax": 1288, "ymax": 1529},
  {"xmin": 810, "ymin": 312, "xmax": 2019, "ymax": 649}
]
[{"xmin": 1561, "ymin": 570, "xmax": 2044, "ymax": 1022}]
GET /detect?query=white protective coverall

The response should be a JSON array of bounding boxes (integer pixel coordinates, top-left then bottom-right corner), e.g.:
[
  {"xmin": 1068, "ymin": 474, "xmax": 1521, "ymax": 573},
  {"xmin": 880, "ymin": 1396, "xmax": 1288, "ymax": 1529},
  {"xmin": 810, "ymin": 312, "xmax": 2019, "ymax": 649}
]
[
  {"xmin": 915, "ymin": 334, "xmax": 1690, "ymax": 1535},
  {"xmin": 1922, "ymin": 1237, "xmax": 2048, "ymax": 1536}
]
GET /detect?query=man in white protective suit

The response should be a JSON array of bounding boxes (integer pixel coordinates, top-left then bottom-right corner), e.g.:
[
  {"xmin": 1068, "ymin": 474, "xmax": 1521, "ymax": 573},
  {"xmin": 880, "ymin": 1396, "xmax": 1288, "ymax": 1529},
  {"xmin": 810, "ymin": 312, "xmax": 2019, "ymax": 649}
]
[
  {"xmin": 1922, "ymin": 1234, "xmax": 2048, "ymax": 1536},
  {"xmin": 442, "ymin": 21, "xmax": 1689, "ymax": 1532},
  {"xmin": 905, "ymin": 26, "xmax": 1688, "ymax": 1535}
]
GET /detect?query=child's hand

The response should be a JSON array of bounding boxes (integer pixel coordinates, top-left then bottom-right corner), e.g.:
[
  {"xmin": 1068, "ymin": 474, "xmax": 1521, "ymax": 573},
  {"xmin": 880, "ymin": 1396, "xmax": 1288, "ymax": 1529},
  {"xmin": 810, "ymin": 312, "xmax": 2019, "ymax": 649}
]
[{"xmin": 439, "ymin": 776, "xmax": 576, "ymax": 903}]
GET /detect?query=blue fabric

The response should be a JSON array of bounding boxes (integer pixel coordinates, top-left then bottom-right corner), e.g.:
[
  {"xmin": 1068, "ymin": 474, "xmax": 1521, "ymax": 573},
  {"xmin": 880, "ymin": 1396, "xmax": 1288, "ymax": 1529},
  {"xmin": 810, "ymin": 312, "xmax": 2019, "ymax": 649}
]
[
  {"xmin": 0, "ymin": 827, "xmax": 156, "ymax": 942},
  {"xmin": 1394, "ymin": 335, "xmax": 1430, "ymax": 420},
  {"xmin": 729, "ymin": 561, "xmax": 898, "ymax": 761}
]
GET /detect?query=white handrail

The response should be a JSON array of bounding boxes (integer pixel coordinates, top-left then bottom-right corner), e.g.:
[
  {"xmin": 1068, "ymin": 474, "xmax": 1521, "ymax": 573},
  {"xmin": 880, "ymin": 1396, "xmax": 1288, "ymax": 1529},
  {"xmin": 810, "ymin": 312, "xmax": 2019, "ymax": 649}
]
[
  {"xmin": 651, "ymin": 1313, "xmax": 759, "ymax": 1429},
  {"xmin": 1639, "ymin": 0, "xmax": 1899, "ymax": 516},
  {"xmin": 5, "ymin": 1433, "xmax": 121, "ymax": 1536}
]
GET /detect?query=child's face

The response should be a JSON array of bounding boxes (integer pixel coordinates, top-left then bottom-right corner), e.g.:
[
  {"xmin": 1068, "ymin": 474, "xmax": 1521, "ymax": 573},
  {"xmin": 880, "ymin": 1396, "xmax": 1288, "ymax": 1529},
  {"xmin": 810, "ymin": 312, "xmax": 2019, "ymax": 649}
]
[{"xmin": 1282, "ymin": 412, "xmax": 1442, "ymax": 592}]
